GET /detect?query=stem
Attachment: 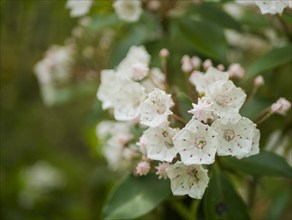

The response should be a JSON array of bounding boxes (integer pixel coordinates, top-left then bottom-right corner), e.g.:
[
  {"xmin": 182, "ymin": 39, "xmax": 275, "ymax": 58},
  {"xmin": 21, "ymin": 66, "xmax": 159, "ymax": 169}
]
[
  {"xmin": 170, "ymin": 200, "xmax": 193, "ymax": 220},
  {"xmin": 256, "ymin": 111, "xmax": 273, "ymax": 125},
  {"xmin": 276, "ymin": 14, "xmax": 292, "ymax": 41},
  {"xmin": 247, "ymin": 177, "xmax": 258, "ymax": 210},
  {"xmin": 246, "ymin": 86, "xmax": 258, "ymax": 103},
  {"xmin": 172, "ymin": 114, "xmax": 187, "ymax": 125}
]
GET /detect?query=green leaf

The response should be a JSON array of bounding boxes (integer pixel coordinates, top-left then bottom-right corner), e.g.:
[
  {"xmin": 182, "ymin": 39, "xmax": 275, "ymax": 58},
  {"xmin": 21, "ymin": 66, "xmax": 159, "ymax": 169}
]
[
  {"xmin": 189, "ymin": 3, "xmax": 241, "ymax": 30},
  {"xmin": 174, "ymin": 89, "xmax": 193, "ymax": 121},
  {"xmin": 247, "ymin": 44, "xmax": 292, "ymax": 78},
  {"xmin": 103, "ymin": 174, "xmax": 171, "ymax": 219},
  {"xmin": 204, "ymin": 170, "xmax": 250, "ymax": 220},
  {"xmin": 222, "ymin": 151, "xmax": 292, "ymax": 177},
  {"xmin": 89, "ymin": 14, "xmax": 120, "ymax": 30},
  {"xmin": 177, "ymin": 18, "xmax": 228, "ymax": 62}
]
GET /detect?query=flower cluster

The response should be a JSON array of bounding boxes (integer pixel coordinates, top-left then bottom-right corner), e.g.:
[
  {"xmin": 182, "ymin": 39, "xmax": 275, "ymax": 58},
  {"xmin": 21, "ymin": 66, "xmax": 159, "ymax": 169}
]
[{"xmin": 96, "ymin": 46, "xmax": 262, "ymax": 199}]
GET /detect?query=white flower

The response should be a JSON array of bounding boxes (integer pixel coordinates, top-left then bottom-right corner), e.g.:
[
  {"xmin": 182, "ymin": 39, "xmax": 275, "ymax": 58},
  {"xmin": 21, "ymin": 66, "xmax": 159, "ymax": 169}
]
[
  {"xmin": 117, "ymin": 46, "xmax": 150, "ymax": 81},
  {"xmin": 271, "ymin": 97, "xmax": 291, "ymax": 115},
  {"xmin": 166, "ymin": 162, "xmax": 209, "ymax": 199},
  {"xmin": 66, "ymin": 0, "xmax": 92, "ymax": 17},
  {"xmin": 206, "ymin": 80, "xmax": 246, "ymax": 117},
  {"xmin": 255, "ymin": 0, "xmax": 287, "ymax": 15},
  {"xmin": 135, "ymin": 161, "xmax": 151, "ymax": 176},
  {"xmin": 140, "ymin": 88, "xmax": 174, "ymax": 127},
  {"xmin": 97, "ymin": 70, "xmax": 119, "ymax": 110},
  {"xmin": 188, "ymin": 97, "xmax": 214, "ymax": 123},
  {"xmin": 190, "ymin": 67, "xmax": 229, "ymax": 94},
  {"xmin": 211, "ymin": 115, "xmax": 257, "ymax": 157},
  {"xmin": 142, "ymin": 125, "xmax": 178, "ymax": 162},
  {"xmin": 237, "ymin": 129, "xmax": 260, "ymax": 159},
  {"xmin": 112, "ymin": 77, "xmax": 146, "ymax": 121},
  {"xmin": 155, "ymin": 163, "xmax": 170, "ymax": 179},
  {"xmin": 173, "ymin": 119, "xmax": 217, "ymax": 165},
  {"xmin": 113, "ymin": 0, "xmax": 143, "ymax": 22}
]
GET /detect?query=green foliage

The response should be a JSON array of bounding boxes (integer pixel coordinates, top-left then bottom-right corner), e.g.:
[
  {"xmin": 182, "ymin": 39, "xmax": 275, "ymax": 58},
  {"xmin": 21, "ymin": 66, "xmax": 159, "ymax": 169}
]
[
  {"xmin": 204, "ymin": 169, "xmax": 250, "ymax": 220},
  {"xmin": 247, "ymin": 44, "xmax": 292, "ymax": 78},
  {"xmin": 103, "ymin": 174, "xmax": 171, "ymax": 219},
  {"xmin": 222, "ymin": 151, "xmax": 292, "ymax": 177}
]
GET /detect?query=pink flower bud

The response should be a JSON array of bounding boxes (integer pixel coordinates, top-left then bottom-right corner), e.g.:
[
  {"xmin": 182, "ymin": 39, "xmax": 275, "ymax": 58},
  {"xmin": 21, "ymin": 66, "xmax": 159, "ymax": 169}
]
[
  {"xmin": 159, "ymin": 48, "xmax": 169, "ymax": 58},
  {"xmin": 155, "ymin": 163, "xmax": 170, "ymax": 179},
  {"xmin": 191, "ymin": 56, "xmax": 202, "ymax": 70},
  {"xmin": 271, "ymin": 98, "xmax": 291, "ymax": 115},
  {"xmin": 147, "ymin": 0, "xmax": 161, "ymax": 11},
  {"xmin": 135, "ymin": 161, "xmax": 151, "ymax": 176},
  {"xmin": 203, "ymin": 59, "xmax": 213, "ymax": 70},
  {"xmin": 217, "ymin": 64, "xmax": 225, "ymax": 71},
  {"xmin": 228, "ymin": 63, "xmax": 245, "ymax": 79},
  {"xmin": 254, "ymin": 75, "xmax": 264, "ymax": 87},
  {"xmin": 181, "ymin": 55, "xmax": 193, "ymax": 73}
]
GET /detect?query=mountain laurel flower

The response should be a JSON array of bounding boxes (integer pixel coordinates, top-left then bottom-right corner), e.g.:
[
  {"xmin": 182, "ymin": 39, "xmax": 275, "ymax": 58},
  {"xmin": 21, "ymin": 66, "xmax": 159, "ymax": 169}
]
[
  {"xmin": 117, "ymin": 46, "xmax": 150, "ymax": 81},
  {"xmin": 113, "ymin": 0, "xmax": 143, "ymax": 22},
  {"xmin": 97, "ymin": 70, "xmax": 119, "ymax": 110},
  {"xmin": 206, "ymin": 79, "xmax": 246, "ymax": 117},
  {"xmin": 211, "ymin": 115, "xmax": 258, "ymax": 157},
  {"xmin": 137, "ymin": 135, "xmax": 148, "ymax": 155},
  {"xmin": 271, "ymin": 97, "xmax": 291, "ymax": 115},
  {"xmin": 188, "ymin": 97, "xmax": 214, "ymax": 123},
  {"xmin": 191, "ymin": 67, "xmax": 229, "ymax": 94},
  {"xmin": 236, "ymin": 129, "xmax": 260, "ymax": 159},
  {"xmin": 227, "ymin": 63, "xmax": 245, "ymax": 79},
  {"xmin": 255, "ymin": 0, "xmax": 287, "ymax": 15},
  {"xmin": 173, "ymin": 119, "xmax": 217, "ymax": 165},
  {"xmin": 155, "ymin": 163, "xmax": 170, "ymax": 179},
  {"xmin": 166, "ymin": 162, "xmax": 209, "ymax": 199},
  {"xmin": 66, "ymin": 0, "xmax": 92, "ymax": 17},
  {"xmin": 112, "ymin": 77, "xmax": 146, "ymax": 121},
  {"xmin": 135, "ymin": 160, "xmax": 151, "ymax": 176},
  {"xmin": 142, "ymin": 125, "xmax": 178, "ymax": 162},
  {"xmin": 140, "ymin": 88, "xmax": 174, "ymax": 127}
]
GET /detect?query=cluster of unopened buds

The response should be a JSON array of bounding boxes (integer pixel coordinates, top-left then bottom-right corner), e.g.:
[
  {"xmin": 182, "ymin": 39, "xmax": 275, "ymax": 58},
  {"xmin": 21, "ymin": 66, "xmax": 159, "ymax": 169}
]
[{"xmin": 96, "ymin": 46, "xmax": 291, "ymax": 199}]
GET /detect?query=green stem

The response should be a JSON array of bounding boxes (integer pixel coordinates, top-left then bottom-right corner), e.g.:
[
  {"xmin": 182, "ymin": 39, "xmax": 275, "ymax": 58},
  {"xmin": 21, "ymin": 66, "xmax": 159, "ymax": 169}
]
[{"xmin": 170, "ymin": 200, "xmax": 194, "ymax": 220}]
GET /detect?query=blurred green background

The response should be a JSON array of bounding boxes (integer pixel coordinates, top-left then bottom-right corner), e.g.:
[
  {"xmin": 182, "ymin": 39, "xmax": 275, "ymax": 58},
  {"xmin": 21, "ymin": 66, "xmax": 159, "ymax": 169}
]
[{"xmin": 0, "ymin": 1, "xmax": 111, "ymax": 219}]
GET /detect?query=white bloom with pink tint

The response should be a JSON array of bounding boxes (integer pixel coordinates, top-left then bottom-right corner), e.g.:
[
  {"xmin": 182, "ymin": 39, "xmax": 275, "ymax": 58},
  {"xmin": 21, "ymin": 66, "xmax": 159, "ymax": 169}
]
[
  {"xmin": 137, "ymin": 135, "xmax": 148, "ymax": 155},
  {"xmin": 140, "ymin": 88, "xmax": 174, "ymax": 127},
  {"xmin": 66, "ymin": 0, "xmax": 92, "ymax": 17},
  {"xmin": 135, "ymin": 161, "xmax": 151, "ymax": 176},
  {"xmin": 173, "ymin": 119, "xmax": 217, "ymax": 165},
  {"xmin": 155, "ymin": 163, "xmax": 170, "ymax": 179},
  {"xmin": 112, "ymin": 77, "xmax": 146, "ymax": 121},
  {"xmin": 206, "ymin": 79, "xmax": 246, "ymax": 117},
  {"xmin": 227, "ymin": 63, "xmax": 245, "ymax": 79},
  {"xmin": 97, "ymin": 70, "xmax": 119, "ymax": 110},
  {"xmin": 255, "ymin": 0, "xmax": 287, "ymax": 15},
  {"xmin": 188, "ymin": 97, "xmax": 214, "ymax": 123},
  {"xmin": 237, "ymin": 129, "xmax": 260, "ymax": 159},
  {"xmin": 142, "ymin": 125, "xmax": 178, "ymax": 162},
  {"xmin": 113, "ymin": 0, "xmax": 143, "ymax": 22},
  {"xmin": 271, "ymin": 97, "xmax": 291, "ymax": 115},
  {"xmin": 190, "ymin": 67, "xmax": 229, "ymax": 94},
  {"xmin": 211, "ymin": 115, "xmax": 258, "ymax": 157},
  {"xmin": 117, "ymin": 46, "xmax": 150, "ymax": 81},
  {"xmin": 166, "ymin": 162, "xmax": 209, "ymax": 199}
]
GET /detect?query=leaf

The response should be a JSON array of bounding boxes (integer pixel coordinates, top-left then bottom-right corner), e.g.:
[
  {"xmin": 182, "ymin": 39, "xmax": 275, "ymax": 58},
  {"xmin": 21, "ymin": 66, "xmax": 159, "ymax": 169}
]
[
  {"xmin": 177, "ymin": 18, "xmax": 228, "ymax": 62},
  {"xmin": 189, "ymin": 3, "xmax": 241, "ymax": 30},
  {"xmin": 221, "ymin": 151, "xmax": 292, "ymax": 177},
  {"xmin": 174, "ymin": 89, "xmax": 193, "ymax": 121},
  {"xmin": 103, "ymin": 174, "xmax": 171, "ymax": 219},
  {"xmin": 89, "ymin": 14, "xmax": 120, "ymax": 31},
  {"xmin": 247, "ymin": 44, "xmax": 292, "ymax": 78},
  {"xmin": 204, "ymin": 170, "xmax": 250, "ymax": 220},
  {"xmin": 265, "ymin": 190, "xmax": 291, "ymax": 220}
]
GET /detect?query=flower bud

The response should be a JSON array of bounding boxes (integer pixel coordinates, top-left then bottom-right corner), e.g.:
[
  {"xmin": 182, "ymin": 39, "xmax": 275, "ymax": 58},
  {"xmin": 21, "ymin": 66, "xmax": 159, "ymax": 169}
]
[
  {"xmin": 181, "ymin": 55, "xmax": 193, "ymax": 73},
  {"xmin": 228, "ymin": 63, "xmax": 245, "ymax": 79},
  {"xmin": 191, "ymin": 56, "xmax": 202, "ymax": 70},
  {"xmin": 254, "ymin": 75, "xmax": 264, "ymax": 87},
  {"xmin": 203, "ymin": 59, "xmax": 213, "ymax": 70},
  {"xmin": 217, "ymin": 64, "xmax": 225, "ymax": 71},
  {"xmin": 159, "ymin": 48, "xmax": 169, "ymax": 58},
  {"xmin": 271, "ymin": 98, "xmax": 291, "ymax": 115},
  {"xmin": 135, "ymin": 161, "xmax": 151, "ymax": 176}
]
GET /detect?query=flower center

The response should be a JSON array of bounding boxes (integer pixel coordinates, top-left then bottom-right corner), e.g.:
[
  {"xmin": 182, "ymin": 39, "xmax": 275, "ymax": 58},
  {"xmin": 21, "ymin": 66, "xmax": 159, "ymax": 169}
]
[
  {"xmin": 187, "ymin": 168, "xmax": 199, "ymax": 181},
  {"xmin": 223, "ymin": 129, "xmax": 235, "ymax": 142},
  {"xmin": 194, "ymin": 137, "xmax": 206, "ymax": 149},
  {"xmin": 215, "ymin": 95, "xmax": 231, "ymax": 107}
]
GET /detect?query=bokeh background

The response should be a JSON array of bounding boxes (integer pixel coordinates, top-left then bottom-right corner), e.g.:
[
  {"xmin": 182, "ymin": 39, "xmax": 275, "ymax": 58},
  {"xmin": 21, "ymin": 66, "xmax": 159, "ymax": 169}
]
[{"xmin": 1, "ymin": 0, "xmax": 292, "ymax": 220}]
